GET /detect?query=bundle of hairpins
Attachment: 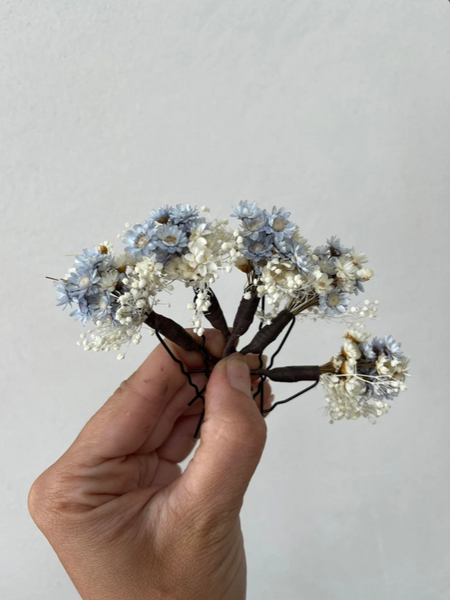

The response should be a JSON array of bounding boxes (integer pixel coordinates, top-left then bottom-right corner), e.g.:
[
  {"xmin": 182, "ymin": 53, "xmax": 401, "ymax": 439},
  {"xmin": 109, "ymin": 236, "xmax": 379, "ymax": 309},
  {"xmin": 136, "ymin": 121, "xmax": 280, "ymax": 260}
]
[{"xmin": 52, "ymin": 201, "xmax": 410, "ymax": 435}]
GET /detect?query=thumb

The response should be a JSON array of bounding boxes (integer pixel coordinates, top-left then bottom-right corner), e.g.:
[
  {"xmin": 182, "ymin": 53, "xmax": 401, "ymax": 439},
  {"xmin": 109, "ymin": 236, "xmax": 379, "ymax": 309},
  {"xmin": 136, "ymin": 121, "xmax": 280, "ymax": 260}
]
[{"xmin": 180, "ymin": 353, "xmax": 267, "ymax": 516}]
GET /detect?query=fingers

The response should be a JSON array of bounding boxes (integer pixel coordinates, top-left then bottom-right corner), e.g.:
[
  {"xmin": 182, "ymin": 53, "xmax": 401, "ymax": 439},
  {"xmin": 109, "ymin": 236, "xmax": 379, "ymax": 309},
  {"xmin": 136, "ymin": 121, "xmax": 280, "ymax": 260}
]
[
  {"xmin": 72, "ymin": 328, "xmax": 226, "ymax": 464},
  {"xmin": 157, "ymin": 414, "xmax": 200, "ymax": 463},
  {"xmin": 179, "ymin": 354, "xmax": 267, "ymax": 518},
  {"xmin": 156, "ymin": 379, "xmax": 273, "ymax": 465}
]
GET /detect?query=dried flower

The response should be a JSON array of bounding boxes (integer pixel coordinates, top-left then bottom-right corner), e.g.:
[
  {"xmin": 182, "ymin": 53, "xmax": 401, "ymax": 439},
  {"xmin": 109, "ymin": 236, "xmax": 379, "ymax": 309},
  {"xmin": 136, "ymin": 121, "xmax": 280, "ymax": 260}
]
[{"xmin": 321, "ymin": 327, "xmax": 409, "ymax": 423}]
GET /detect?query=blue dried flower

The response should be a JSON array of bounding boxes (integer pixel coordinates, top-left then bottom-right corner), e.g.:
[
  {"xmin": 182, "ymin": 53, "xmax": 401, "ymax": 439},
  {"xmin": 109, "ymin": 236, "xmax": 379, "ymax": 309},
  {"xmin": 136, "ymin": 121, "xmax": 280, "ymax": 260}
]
[
  {"xmin": 69, "ymin": 297, "xmax": 93, "ymax": 326},
  {"xmin": 274, "ymin": 236, "xmax": 294, "ymax": 257},
  {"xmin": 319, "ymin": 288, "xmax": 351, "ymax": 316},
  {"xmin": 149, "ymin": 205, "xmax": 174, "ymax": 224},
  {"xmin": 360, "ymin": 340, "xmax": 377, "ymax": 360},
  {"xmin": 55, "ymin": 280, "xmax": 74, "ymax": 309},
  {"xmin": 67, "ymin": 264, "xmax": 101, "ymax": 299},
  {"xmin": 241, "ymin": 212, "xmax": 269, "ymax": 236},
  {"xmin": 314, "ymin": 244, "xmax": 330, "ymax": 257},
  {"xmin": 74, "ymin": 247, "xmax": 112, "ymax": 271},
  {"xmin": 353, "ymin": 279, "xmax": 365, "ymax": 295},
  {"xmin": 171, "ymin": 204, "xmax": 200, "ymax": 226},
  {"xmin": 327, "ymin": 236, "xmax": 350, "ymax": 257},
  {"xmin": 123, "ymin": 222, "xmax": 157, "ymax": 259},
  {"xmin": 156, "ymin": 224, "xmax": 188, "ymax": 255},
  {"xmin": 91, "ymin": 292, "xmax": 115, "ymax": 322},
  {"xmin": 275, "ymin": 238, "xmax": 313, "ymax": 275},
  {"xmin": 231, "ymin": 200, "xmax": 261, "ymax": 221},
  {"xmin": 291, "ymin": 244, "xmax": 313, "ymax": 275},
  {"xmin": 264, "ymin": 206, "xmax": 296, "ymax": 239},
  {"xmin": 317, "ymin": 256, "xmax": 337, "ymax": 277},
  {"xmin": 231, "ymin": 200, "xmax": 268, "ymax": 236},
  {"xmin": 373, "ymin": 335, "xmax": 404, "ymax": 360},
  {"xmin": 242, "ymin": 232, "xmax": 274, "ymax": 262}
]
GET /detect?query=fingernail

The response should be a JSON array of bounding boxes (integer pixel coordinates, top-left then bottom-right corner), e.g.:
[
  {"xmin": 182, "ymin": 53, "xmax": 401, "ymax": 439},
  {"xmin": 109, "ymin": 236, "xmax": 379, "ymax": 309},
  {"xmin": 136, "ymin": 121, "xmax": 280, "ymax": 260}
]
[{"xmin": 226, "ymin": 354, "xmax": 252, "ymax": 398}]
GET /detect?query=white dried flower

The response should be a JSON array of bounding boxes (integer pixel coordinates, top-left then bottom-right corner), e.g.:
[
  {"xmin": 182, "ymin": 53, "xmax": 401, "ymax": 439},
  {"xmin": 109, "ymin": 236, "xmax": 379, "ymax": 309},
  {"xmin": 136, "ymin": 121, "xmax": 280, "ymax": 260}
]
[{"xmin": 313, "ymin": 272, "xmax": 334, "ymax": 296}]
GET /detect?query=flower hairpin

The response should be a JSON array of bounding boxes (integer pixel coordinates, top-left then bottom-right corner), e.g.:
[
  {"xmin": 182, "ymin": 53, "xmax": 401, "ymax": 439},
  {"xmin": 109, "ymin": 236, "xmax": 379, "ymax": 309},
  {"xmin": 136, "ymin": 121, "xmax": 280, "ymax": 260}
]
[{"xmin": 51, "ymin": 201, "xmax": 410, "ymax": 434}]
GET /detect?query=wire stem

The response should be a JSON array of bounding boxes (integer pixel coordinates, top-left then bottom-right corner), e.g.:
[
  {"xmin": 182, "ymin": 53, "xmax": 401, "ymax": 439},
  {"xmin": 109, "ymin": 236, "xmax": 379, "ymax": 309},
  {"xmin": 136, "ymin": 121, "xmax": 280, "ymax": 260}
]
[{"xmin": 263, "ymin": 380, "xmax": 319, "ymax": 414}]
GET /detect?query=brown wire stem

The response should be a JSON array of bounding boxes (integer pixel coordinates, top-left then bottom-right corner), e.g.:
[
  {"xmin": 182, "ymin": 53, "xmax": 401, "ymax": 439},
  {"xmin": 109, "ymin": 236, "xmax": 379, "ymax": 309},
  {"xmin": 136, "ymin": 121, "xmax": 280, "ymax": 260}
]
[
  {"xmin": 186, "ymin": 365, "xmax": 321, "ymax": 382},
  {"xmin": 152, "ymin": 293, "xmax": 323, "ymax": 435},
  {"xmin": 240, "ymin": 308, "xmax": 295, "ymax": 355},
  {"xmin": 146, "ymin": 310, "xmax": 217, "ymax": 364},
  {"xmin": 252, "ymin": 365, "xmax": 321, "ymax": 382},
  {"xmin": 203, "ymin": 289, "xmax": 231, "ymax": 339},
  {"xmin": 223, "ymin": 286, "xmax": 260, "ymax": 356}
]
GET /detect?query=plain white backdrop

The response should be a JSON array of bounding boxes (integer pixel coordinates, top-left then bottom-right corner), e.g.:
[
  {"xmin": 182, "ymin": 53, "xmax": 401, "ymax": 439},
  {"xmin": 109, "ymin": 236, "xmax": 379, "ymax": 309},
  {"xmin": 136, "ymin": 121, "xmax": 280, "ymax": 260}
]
[{"xmin": 1, "ymin": 1, "xmax": 450, "ymax": 599}]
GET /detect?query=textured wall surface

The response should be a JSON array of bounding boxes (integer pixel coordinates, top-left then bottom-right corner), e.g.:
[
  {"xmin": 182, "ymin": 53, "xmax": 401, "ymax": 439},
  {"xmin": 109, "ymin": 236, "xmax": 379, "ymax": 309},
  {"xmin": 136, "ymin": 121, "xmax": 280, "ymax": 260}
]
[{"xmin": 1, "ymin": 2, "xmax": 450, "ymax": 599}]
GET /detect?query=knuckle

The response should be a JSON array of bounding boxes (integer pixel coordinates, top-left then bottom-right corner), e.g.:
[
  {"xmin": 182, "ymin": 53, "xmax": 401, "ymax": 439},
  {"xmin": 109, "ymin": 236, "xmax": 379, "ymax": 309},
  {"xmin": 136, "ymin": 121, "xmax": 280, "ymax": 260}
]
[
  {"xmin": 116, "ymin": 378, "xmax": 135, "ymax": 396},
  {"xmin": 28, "ymin": 470, "xmax": 57, "ymax": 525},
  {"xmin": 115, "ymin": 376, "xmax": 166, "ymax": 403},
  {"xmin": 112, "ymin": 378, "xmax": 145, "ymax": 405},
  {"xmin": 28, "ymin": 467, "xmax": 80, "ymax": 528}
]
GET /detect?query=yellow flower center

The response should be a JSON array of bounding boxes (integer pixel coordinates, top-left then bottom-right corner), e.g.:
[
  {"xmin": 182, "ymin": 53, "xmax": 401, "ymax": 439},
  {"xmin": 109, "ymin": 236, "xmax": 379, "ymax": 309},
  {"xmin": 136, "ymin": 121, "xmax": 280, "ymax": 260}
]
[
  {"xmin": 327, "ymin": 293, "xmax": 340, "ymax": 307},
  {"xmin": 135, "ymin": 234, "xmax": 149, "ymax": 248},
  {"xmin": 272, "ymin": 217, "xmax": 286, "ymax": 232},
  {"xmin": 79, "ymin": 275, "xmax": 91, "ymax": 289}
]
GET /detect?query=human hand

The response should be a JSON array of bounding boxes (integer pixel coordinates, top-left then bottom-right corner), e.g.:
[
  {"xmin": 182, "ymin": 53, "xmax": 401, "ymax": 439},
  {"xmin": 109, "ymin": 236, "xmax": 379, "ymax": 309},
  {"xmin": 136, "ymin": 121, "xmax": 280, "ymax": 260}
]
[{"xmin": 28, "ymin": 329, "xmax": 272, "ymax": 600}]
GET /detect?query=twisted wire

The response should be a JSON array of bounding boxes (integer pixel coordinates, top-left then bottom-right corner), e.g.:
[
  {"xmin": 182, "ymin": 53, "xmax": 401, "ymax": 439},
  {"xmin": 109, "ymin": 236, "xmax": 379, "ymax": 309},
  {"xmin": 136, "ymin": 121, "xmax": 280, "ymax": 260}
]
[
  {"xmin": 262, "ymin": 380, "xmax": 319, "ymax": 414},
  {"xmin": 193, "ymin": 334, "xmax": 210, "ymax": 438}
]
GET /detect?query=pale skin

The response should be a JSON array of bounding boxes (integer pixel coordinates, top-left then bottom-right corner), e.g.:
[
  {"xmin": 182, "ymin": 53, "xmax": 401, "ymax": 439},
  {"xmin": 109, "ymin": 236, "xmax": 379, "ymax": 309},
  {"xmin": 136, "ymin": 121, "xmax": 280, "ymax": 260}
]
[{"xmin": 28, "ymin": 329, "xmax": 272, "ymax": 600}]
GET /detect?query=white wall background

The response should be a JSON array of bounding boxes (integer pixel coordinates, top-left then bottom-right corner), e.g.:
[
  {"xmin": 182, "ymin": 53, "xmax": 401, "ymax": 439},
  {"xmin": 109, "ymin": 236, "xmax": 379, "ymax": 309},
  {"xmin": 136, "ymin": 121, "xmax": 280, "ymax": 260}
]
[{"xmin": 1, "ymin": 1, "xmax": 450, "ymax": 598}]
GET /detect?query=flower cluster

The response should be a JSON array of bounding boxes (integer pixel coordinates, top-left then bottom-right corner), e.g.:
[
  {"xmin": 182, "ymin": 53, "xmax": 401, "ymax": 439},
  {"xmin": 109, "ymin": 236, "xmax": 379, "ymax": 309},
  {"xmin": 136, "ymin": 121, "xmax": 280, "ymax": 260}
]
[
  {"xmin": 122, "ymin": 205, "xmax": 237, "ymax": 335},
  {"xmin": 232, "ymin": 201, "xmax": 311, "ymax": 268},
  {"xmin": 55, "ymin": 245, "xmax": 165, "ymax": 355},
  {"xmin": 55, "ymin": 244, "xmax": 135, "ymax": 326},
  {"xmin": 311, "ymin": 238, "xmax": 374, "ymax": 317},
  {"xmin": 321, "ymin": 325, "xmax": 409, "ymax": 423},
  {"xmin": 122, "ymin": 204, "xmax": 201, "ymax": 262},
  {"xmin": 57, "ymin": 203, "xmax": 377, "ymax": 351},
  {"xmin": 230, "ymin": 201, "xmax": 374, "ymax": 321},
  {"xmin": 55, "ymin": 205, "xmax": 238, "ymax": 354},
  {"xmin": 53, "ymin": 201, "xmax": 409, "ymax": 425}
]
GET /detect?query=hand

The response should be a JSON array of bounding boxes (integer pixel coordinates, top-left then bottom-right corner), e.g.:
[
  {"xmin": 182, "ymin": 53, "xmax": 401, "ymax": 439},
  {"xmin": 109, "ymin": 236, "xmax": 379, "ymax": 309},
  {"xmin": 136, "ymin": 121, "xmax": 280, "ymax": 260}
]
[{"xmin": 28, "ymin": 329, "xmax": 272, "ymax": 600}]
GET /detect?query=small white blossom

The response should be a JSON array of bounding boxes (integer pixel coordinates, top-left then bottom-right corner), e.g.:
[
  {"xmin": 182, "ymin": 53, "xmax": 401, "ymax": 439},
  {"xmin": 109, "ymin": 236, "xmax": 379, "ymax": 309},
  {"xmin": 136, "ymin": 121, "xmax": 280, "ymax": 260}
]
[
  {"xmin": 313, "ymin": 271, "xmax": 334, "ymax": 296},
  {"xmin": 342, "ymin": 339, "xmax": 362, "ymax": 361},
  {"xmin": 349, "ymin": 248, "xmax": 369, "ymax": 267},
  {"xmin": 335, "ymin": 257, "xmax": 358, "ymax": 281},
  {"xmin": 100, "ymin": 269, "xmax": 120, "ymax": 292},
  {"xmin": 357, "ymin": 268, "xmax": 374, "ymax": 282},
  {"xmin": 345, "ymin": 326, "xmax": 371, "ymax": 344}
]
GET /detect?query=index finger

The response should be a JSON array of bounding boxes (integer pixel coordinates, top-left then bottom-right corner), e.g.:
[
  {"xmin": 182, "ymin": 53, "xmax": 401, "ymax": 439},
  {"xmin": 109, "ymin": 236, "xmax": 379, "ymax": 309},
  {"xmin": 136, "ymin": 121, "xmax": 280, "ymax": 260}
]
[{"xmin": 72, "ymin": 328, "xmax": 226, "ymax": 464}]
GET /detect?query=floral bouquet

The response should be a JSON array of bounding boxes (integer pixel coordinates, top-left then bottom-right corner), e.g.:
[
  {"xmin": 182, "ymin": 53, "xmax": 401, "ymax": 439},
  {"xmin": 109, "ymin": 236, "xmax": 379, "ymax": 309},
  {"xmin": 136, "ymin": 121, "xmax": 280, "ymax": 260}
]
[{"xmin": 52, "ymin": 201, "xmax": 409, "ymax": 435}]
